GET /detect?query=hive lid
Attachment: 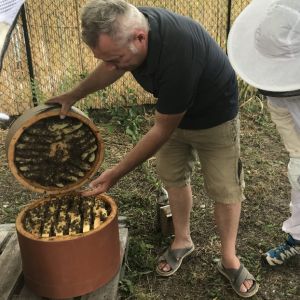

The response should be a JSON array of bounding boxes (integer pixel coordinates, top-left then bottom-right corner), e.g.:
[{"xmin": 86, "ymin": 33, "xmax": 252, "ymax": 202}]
[{"xmin": 6, "ymin": 104, "xmax": 104, "ymax": 195}]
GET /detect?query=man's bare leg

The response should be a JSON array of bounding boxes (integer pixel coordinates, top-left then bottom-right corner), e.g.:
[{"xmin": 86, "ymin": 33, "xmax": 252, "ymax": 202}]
[
  {"xmin": 158, "ymin": 184, "xmax": 194, "ymax": 272},
  {"xmin": 215, "ymin": 202, "xmax": 253, "ymax": 292}
]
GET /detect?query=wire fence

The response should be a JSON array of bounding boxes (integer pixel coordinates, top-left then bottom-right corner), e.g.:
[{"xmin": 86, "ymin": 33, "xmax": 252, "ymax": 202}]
[{"xmin": 0, "ymin": 0, "xmax": 251, "ymax": 116}]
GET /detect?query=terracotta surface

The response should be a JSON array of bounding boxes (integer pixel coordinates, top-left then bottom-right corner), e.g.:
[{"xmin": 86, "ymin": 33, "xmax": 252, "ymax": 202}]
[{"xmin": 16, "ymin": 194, "xmax": 120, "ymax": 299}]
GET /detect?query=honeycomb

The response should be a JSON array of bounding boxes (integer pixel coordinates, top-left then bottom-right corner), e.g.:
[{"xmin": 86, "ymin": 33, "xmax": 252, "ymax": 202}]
[
  {"xmin": 14, "ymin": 116, "xmax": 99, "ymax": 188},
  {"xmin": 23, "ymin": 195, "xmax": 109, "ymax": 238}
]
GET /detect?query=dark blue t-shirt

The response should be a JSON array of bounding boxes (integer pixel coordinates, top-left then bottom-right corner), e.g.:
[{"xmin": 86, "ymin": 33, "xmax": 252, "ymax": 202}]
[{"xmin": 131, "ymin": 7, "xmax": 238, "ymax": 129}]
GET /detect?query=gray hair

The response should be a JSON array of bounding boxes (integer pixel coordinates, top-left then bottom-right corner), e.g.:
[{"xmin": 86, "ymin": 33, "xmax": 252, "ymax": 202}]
[{"xmin": 81, "ymin": 0, "xmax": 149, "ymax": 48}]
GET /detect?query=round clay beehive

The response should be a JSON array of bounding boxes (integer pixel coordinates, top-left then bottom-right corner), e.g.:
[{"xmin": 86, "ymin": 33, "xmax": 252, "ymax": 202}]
[
  {"xmin": 6, "ymin": 104, "xmax": 104, "ymax": 194},
  {"xmin": 6, "ymin": 104, "xmax": 121, "ymax": 298},
  {"xmin": 16, "ymin": 193, "xmax": 120, "ymax": 299}
]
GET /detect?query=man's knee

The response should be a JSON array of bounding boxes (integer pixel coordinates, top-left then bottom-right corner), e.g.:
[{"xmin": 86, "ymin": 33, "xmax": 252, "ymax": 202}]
[{"xmin": 157, "ymin": 169, "xmax": 191, "ymax": 188}]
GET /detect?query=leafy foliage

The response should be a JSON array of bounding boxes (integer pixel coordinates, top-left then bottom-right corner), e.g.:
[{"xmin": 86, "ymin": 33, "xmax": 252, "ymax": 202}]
[{"xmin": 107, "ymin": 88, "xmax": 147, "ymax": 143}]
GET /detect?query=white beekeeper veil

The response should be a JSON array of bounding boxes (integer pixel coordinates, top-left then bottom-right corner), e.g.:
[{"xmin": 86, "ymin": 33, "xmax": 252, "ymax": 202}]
[
  {"xmin": 227, "ymin": 0, "xmax": 300, "ymax": 92},
  {"xmin": 0, "ymin": 0, "xmax": 25, "ymax": 70}
]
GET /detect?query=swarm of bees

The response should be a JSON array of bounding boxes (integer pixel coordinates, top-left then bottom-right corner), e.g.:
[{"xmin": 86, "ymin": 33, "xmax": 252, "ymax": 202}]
[
  {"xmin": 14, "ymin": 116, "xmax": 99, "ymax": 188},
  {"xmin": 23, "ymin": 195, "xmax": 109, "ymax": 238}
]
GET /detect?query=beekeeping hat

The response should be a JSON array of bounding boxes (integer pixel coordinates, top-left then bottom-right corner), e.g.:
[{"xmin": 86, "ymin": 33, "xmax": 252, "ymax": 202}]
[{"xmin": 227, "ymin": 0, "xmax": 300, "ymax": 92}]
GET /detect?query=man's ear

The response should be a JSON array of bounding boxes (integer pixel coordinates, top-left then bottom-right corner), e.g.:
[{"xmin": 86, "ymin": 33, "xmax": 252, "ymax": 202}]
[
  {"xmin": 133, "ymin": 30, "xmax": 146, "ymax": 43},
  {"xmin": 137, "ymin": 33, "xmax": 145, "ymax": 42}
]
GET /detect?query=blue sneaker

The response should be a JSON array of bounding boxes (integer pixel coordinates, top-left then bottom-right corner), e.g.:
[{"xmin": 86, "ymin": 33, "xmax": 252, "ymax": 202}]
[{"xmin": 262, "ymin": 234, "xmax": 300, "ymax": 266}]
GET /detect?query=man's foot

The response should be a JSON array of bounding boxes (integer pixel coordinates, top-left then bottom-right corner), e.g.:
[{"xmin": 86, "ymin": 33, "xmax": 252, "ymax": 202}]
[
  {"xmin": 262, "ymin": 234, "xmax": 300, "ymax": 266},
  {"xmin": 221, "ymin": 257, "xmax": 256, "ymax": 295},
  {"xmin": 217, "ymin": 261, "xmax": 259, "ymax": 298},
  {"xmin": 156, "ymin": 242, "xmax": 194, "ymax": 276}
]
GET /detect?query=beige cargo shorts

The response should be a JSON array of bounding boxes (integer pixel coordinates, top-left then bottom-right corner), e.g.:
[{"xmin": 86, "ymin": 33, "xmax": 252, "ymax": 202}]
[{"xmin": 156, "ymin": 116, "xmax": 245, "ymax": 204}]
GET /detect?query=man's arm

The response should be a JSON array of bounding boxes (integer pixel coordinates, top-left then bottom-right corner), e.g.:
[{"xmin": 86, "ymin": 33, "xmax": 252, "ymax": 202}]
[
  {"xmin": 47, "ymin": 62, "xmax": 125, "ymax": 117},
  {"xmin": 82, "ymin": 110, "xmax": 185, "ymax": 196}
]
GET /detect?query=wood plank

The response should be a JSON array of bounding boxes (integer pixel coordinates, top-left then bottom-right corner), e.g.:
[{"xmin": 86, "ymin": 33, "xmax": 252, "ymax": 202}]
[
  {"xmin": 0, "ymin": 233, "xmax": 22, "ymax": 300},
  {"xmin": 119, "ymin": 228, "xmax": 129, "ymax": 281},
  {"xmin": 0, "ymin": 224, "xmax": 16, "ymax": 251},
  {"xmin": 13, "ymin": 277, "xmax": 43, "ymax": 300},
  {"xmin": 0, "ymin": 231, "xmax": 11, "ymax": 251},
  {"xmin": 119, "ymin": 228, "xmax": 128, "ymax": 259},
  {"xmin": 80, "ymin": 275, "xmax": 120, "ymax": 300},
  {"xmin": 12, "ymin": 285, "xmax": 43, "ymax": 300},
  {"xmin": 0, "ymin": 224, "xmax": 15, "ymax": 232}
]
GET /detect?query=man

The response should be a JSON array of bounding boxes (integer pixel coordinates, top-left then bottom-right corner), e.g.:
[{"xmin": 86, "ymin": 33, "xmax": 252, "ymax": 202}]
[
  {"xmin": 48, "ymin": 0, "xmax": 258, "ymax": 297},
  {"xmin": 228, "ymin": 0, "xmax": 300, "ymax": 266}
]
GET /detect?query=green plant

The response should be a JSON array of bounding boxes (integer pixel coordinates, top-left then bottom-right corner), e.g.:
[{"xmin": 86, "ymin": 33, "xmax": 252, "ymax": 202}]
[
  {"xmin": 119, "ymin": 279, "xmax": 134, "ymax": 297},
  {"xmin": 127, "ymin": 238, "xmax": 156, "ymax": 274},
  {"xmin": 108, "ymin": 88, "xmax": 145, "ymax": 142},
  {"xmin": 30, "ymin": 79, "xmax": 47, "ymax": 104}
]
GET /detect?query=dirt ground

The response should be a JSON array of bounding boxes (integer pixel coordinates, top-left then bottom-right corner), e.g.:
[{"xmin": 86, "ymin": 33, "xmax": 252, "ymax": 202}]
[{"xmin": 0, "ymin": 103, "xmax": 300, "ymax": 300}]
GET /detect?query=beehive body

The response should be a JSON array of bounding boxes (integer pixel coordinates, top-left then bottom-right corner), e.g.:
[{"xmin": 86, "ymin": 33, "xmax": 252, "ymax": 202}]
[{"xmin": 16, "ymin": 194, "xmax": 120, "ymax": 299}]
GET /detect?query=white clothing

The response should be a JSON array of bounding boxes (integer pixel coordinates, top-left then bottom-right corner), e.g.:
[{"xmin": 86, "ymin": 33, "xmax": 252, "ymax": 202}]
[{"xmin": 268, "ymin": 97, "xmax": 300, "ymax": 240}]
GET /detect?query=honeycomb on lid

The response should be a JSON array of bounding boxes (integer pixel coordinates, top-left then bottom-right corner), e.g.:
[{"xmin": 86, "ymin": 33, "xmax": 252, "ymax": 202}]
[
  {"xmin": 15, "ymin": 116, "xmax": 98, "ymax": 188},
  {"xmin": 6, "ymin": 105, "xmax": 104, "ymax": 194}
]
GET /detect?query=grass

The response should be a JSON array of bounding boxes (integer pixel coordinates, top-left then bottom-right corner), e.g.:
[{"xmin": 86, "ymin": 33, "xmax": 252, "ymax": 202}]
[{"xmin": 0, "ymin": 81, "xmax": 300, "ymax": 299}]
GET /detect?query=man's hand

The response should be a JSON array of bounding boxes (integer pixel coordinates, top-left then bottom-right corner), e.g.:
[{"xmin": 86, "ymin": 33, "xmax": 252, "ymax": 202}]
[
  {"xmin": 46, "ymin": 92, "xmax": 78, "ymax": 118},
  {"xmin": 81, "ymin": 168, "xmax": 119, "ymax": 197}
]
